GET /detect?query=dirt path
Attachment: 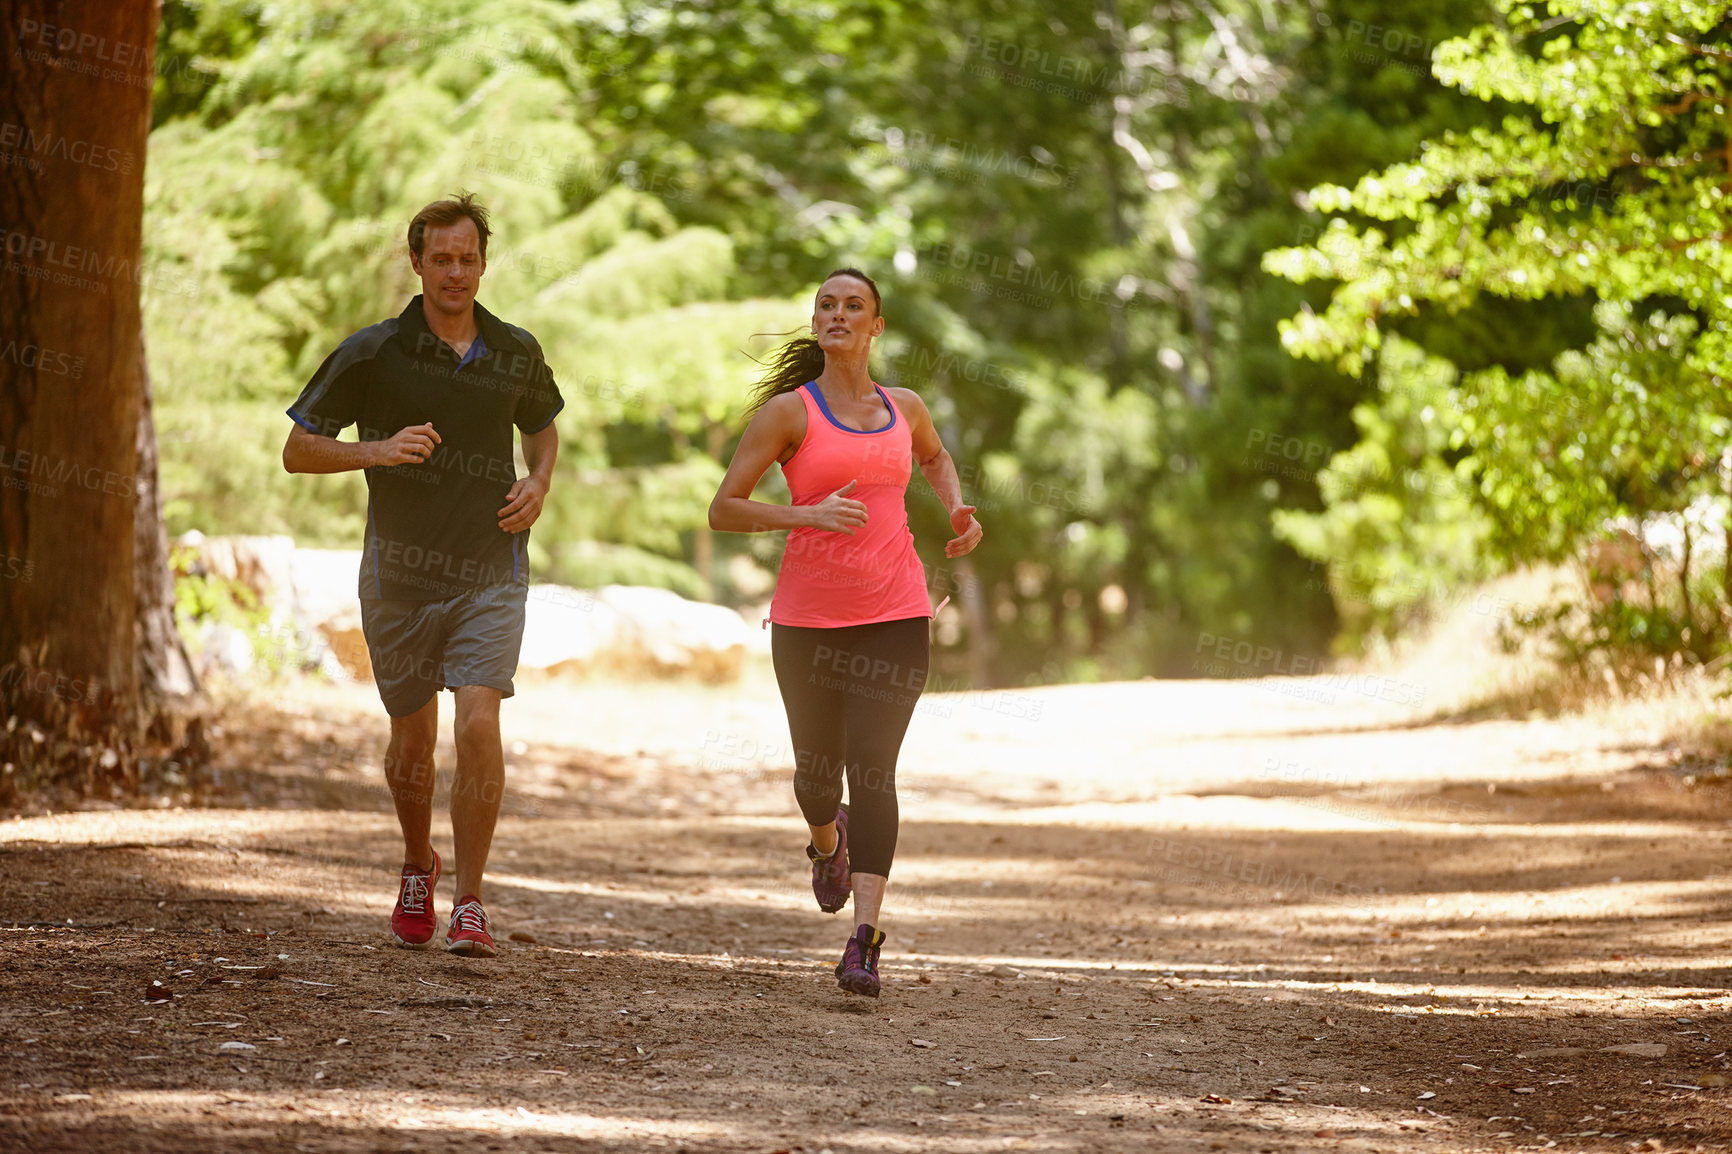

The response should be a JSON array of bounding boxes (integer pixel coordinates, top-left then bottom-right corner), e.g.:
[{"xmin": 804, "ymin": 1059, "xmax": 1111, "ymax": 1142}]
[{"xmin": 3, "ymin": 671, "xmax": 1730, "ymax": 1153}]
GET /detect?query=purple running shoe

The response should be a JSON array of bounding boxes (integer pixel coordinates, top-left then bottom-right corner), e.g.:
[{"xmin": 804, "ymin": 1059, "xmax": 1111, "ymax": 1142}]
[
  {"xmin": 806, "ymin": 807, "xmax": 851, "ymax": 914},
  {"xmin": 836, "ymin": 923, "xmax": 885, "ymax": 997}
]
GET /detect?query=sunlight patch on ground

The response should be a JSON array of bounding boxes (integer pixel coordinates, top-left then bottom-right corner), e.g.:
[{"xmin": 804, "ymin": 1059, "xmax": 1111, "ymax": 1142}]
[
  {"xmin": 0, "ymin": 809, "xmax": 392, "ymax": 846},
  {"xmin": 45, "ymin": 1089, "xmax": 740, "ymax": 1143},
  {"xmin": 33, "ymin": 1086, "xmax": 1124, "ymax": 1153}
]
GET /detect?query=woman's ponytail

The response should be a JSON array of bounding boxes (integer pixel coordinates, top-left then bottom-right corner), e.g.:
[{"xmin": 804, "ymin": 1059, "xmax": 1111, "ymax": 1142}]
[{"xmin": 744, "ymin": 335, "xmax": 827, "ymax": 418}]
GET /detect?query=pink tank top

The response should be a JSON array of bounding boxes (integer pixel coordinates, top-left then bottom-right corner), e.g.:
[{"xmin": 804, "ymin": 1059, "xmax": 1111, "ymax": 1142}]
[{"xmin": 769, "ymin": 382, "xmax": 932, "ymax": 628}]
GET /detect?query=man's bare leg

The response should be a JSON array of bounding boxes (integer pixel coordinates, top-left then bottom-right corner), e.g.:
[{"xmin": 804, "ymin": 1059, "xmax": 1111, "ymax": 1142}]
[
  {"xmin": 450, "ymin": 685, "xmax": 504, "ymax": 901},
  {"xmin": 386, "ymin": 696, "xmax": 439, "ymax": 871}
]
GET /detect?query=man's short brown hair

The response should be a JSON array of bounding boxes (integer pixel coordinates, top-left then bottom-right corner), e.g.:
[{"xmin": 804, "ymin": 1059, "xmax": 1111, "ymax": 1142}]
[{"xmin": 407, "ymin": 191, "xmax": 492, "ymax": 260}]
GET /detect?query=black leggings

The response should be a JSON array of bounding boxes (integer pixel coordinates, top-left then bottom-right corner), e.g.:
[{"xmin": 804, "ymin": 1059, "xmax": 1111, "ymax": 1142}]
[{"xmin": 771, "ymin": 616, "xmax": 929, "ymax": 878}]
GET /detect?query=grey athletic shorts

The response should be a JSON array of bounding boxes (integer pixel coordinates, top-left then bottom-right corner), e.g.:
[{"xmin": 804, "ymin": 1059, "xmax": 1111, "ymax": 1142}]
[{"xmin": 359, "ymin": 582, "xmax": 528, "ymax": 717}]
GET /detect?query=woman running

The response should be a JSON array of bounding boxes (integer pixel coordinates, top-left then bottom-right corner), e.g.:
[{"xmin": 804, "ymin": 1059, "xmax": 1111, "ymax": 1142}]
[{"xmin": 709, "ymin": 267, "xmax": 983, "ymax": 997}]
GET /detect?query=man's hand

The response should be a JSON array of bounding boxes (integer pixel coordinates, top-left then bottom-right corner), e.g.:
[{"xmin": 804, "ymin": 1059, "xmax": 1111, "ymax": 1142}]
[
  {"xmin": 498, "ymin": 475, "xmax": 548, "ymax": 533},
  {"xmin": 945, "ymin": 503, "xmax": 983, "ymax": 558},
  {"xmin": 376, "ymin": 423, "xmax": 441, "ymax": 467}
]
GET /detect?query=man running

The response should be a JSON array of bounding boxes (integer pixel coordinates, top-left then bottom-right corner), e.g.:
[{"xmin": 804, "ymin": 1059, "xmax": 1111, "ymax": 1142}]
[{"xmin": 282, "ymin": 192, "xmax": 563, "ymax": 957}]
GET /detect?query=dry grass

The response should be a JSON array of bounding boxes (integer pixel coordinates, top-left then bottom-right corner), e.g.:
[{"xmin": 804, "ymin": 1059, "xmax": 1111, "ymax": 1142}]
[{"xmin": 1351, "ymin": 567, "xmax": 1732, "ymax": 741}]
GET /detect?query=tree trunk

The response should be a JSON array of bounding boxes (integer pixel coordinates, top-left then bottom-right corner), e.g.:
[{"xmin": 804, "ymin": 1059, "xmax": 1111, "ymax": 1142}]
[
  {"xmin": 693, "ymin": 422, "xmax": 726, "ymax": 598},
  {"xmin": 931, "ymin": 390, "xmax": 996, "ymax": 688},
  {"xmin": 1722, "ymin": 460, "xmax": 1732, "ymax": 639},
  {"xmin": 1636, "ymin": 520, "xmax": 1658, "ymax": 618},
  {"xmin": 0, "ymin": 0, "xmax": 168, "ymax": 739},
  {"xmin": 1678, "ymin": 517, "xmax": 1694, "ymax": 651},
  {"xmin": 135, "ymin": 329, "xmax": 198, "ymax": 704},
  {"xmin": 952, "ymin": 554, "xmax": 995, "ymax": 690}
]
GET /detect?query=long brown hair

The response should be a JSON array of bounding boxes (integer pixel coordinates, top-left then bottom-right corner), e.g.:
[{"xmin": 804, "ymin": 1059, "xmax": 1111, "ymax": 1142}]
[{"xmin": 745, "ymin": 267, "xmax": 881, "ymax": 417}]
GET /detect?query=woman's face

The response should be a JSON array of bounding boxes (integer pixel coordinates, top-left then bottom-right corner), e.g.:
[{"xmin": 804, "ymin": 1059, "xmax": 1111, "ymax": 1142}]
[{"xmin": 812, "ymin": 275, "xmax": 884, "ymax": 357}]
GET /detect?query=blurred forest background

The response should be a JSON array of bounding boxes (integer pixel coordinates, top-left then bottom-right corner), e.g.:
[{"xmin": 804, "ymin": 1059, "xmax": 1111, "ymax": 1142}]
[{"xmin": 143, "ymin": 0, "xmax": 1732, "ymax": 688}]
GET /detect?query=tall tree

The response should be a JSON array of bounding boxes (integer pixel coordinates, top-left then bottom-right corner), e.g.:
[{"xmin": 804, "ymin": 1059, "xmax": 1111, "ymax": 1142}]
[{"xmin": 1, "ymin": 0, "xmax": 193, "ymax": 791}]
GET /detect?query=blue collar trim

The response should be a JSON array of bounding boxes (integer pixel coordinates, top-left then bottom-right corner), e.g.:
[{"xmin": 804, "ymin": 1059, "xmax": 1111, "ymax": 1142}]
[{"xmin": 803, "ymin": 381, "xmax": 896, "ymax": 434}]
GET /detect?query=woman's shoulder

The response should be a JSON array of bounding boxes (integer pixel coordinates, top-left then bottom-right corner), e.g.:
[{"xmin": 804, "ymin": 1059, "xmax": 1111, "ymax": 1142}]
[
  {"xmin": 882, "ymin": 384, "xmax": 929, "ymax": 417},
  {"xmin": 762, "ymin": 387, "xmax": 811, "ymax": 419},
  {"xmin": 755, "ymin": 387, "xmax": 809, "ymax": 448}
]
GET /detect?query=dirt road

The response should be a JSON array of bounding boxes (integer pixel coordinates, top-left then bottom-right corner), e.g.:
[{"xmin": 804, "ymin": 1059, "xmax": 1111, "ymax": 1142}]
[{"xmin": 3, "ymin": 669, "xmax": 1730, "ymax": 1152}]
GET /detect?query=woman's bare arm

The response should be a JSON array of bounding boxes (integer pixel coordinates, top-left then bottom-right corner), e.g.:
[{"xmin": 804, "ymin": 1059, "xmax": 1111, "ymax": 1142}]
[
  {"xmin": 891, "ymin": 387, "xmax": 983, "ymax": 558},
  {"xmin": 708, "ymin": 392, "xmax": 868, "ymax": 535}
]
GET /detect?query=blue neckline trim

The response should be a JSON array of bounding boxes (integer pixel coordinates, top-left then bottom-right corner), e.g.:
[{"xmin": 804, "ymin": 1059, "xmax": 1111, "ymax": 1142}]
[
  {"xmin": 803, "ymin": 381, "xmax": 896, "ymax": 434},
  {"xmin": 455, "ymin": 332, "xmax": 489, "ymax": 371}
]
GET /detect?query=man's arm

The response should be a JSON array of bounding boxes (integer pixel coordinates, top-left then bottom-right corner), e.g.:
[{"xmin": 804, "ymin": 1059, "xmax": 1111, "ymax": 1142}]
[
  {"xmin": 282, "ymin": 422, "xmax": 440, "ymax": 474},
  {"xmin": 498, "ymin": 423, "xmax": 557, "ymax": 533}
]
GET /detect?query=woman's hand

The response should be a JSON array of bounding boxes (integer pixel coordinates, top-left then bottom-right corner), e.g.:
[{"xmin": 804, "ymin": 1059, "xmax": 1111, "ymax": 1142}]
[
  {"xmin": 809, "ymin": 480, "xmax": 870, "ymax": 535},
  {"xmin": 945, "ymin": 503, "xmax": 982, "ymax": 557}
]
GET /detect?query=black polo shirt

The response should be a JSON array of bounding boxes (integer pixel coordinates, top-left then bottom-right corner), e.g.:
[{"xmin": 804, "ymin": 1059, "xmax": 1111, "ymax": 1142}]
[{"xmin": 287, "ymin": 295, "xmax": 564, "ymax": 602}]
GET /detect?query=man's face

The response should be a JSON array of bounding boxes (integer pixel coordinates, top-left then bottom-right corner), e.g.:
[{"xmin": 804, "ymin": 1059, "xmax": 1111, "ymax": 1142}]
[{"xmin": 411, "ymin": 218, "xmax": 486, "ymax": 317}]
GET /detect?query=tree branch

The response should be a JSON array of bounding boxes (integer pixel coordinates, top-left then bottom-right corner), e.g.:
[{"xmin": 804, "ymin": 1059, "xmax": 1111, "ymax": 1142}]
[{"xmin": 1664, "ymin": 33, "xmax": 1732, "ymax": 62}]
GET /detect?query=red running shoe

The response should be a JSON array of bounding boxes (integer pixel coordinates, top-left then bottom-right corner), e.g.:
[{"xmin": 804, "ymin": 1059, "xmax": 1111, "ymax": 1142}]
[
  {"xmin": 391, "ymin": 851, "xmax": 441, "ymax": 949},
  {"xmin": 445, "ymin": 895, "xmax": 497, "ymax": 957},
  {"xmin": 807, "ymin": 807, "xmax": 851, "ymax": 914}
]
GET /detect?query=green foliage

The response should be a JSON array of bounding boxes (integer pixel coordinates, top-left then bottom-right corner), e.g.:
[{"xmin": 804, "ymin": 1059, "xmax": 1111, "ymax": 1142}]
[
  {"xmin": 1268, "ymin": 0, "xmax": 1732, "ymax": 665},
  {"xmin": 171, "ymin": 545, "xmax": 263, "ymax": 632},
  {"xmin": 168, "ymin": 543, "xmax": 301, "ymax": 679},
  {"xmin": 1467, "ymin": 302, "xmax": 1727, "ymax": 559},
  {"xmin": 1273, "ymin": 335, "xmax": 1493, "ymax": 646},
  {"xmin": 150, "ymin": 0, "xmax": 1593, "ymax": 685},
  {"xmin": 145, "ymin": 0, "xmax": 800, "ymax": 596}
]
